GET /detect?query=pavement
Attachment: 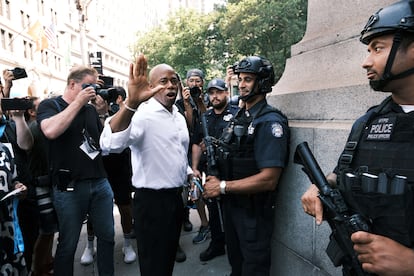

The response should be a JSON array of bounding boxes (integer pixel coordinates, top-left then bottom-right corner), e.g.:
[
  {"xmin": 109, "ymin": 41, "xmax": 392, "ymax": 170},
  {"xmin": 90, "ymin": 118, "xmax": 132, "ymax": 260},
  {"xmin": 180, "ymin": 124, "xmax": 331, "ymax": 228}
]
[{"xmin": 71, "ymin": 206, "xmax": 231, "ymax": 275}]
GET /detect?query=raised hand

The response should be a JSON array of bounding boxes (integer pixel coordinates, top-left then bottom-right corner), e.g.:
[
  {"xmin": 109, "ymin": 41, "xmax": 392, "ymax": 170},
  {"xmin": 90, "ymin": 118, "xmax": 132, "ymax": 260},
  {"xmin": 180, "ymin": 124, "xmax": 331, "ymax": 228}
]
[{"xmin": 126, "ymin": 54, "xmax": 164, "ymax": 107}]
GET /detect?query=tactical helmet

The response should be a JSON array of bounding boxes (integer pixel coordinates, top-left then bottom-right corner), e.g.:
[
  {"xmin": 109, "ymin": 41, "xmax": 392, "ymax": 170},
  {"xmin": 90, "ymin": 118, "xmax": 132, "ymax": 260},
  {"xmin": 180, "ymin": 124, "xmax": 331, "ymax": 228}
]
[
  {"xmin": 360, "ymin": 0, "xmax": 414, "ymax": 45},
  {"xmin": 233, "ymin": 56, "xmax": 275, "ymax": 94}
]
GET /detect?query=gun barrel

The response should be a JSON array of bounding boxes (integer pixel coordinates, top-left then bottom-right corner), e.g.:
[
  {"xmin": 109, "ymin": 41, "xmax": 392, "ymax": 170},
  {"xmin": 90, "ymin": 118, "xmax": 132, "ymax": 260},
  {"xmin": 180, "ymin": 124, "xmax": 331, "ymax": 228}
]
[{"xmin": 294, "ymin": 142, "xmax": 332, "ymax": 196}]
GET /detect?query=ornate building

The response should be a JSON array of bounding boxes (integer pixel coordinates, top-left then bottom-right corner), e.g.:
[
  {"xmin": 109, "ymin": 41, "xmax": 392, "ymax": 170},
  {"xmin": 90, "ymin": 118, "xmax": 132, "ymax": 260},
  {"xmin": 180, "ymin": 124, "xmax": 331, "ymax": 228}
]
[{"xmin": 0, "ymin": 0, "xmax": 221, "ymax": 98}]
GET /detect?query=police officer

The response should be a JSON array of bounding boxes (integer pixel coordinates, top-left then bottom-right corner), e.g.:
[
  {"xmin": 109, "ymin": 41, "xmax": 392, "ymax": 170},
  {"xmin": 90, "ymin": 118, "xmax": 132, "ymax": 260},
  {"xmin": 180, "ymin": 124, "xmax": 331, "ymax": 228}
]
[
  {"xmin": 203, "ymin": 56, "xmax": 290, "ymax": 276},
  {"xmin": 301, "ymin": 1, "xmax": 414, "ymax": 275},
  {"xmin": 192, "ymin": 78, "xmax": 239, "ymax": 261}
]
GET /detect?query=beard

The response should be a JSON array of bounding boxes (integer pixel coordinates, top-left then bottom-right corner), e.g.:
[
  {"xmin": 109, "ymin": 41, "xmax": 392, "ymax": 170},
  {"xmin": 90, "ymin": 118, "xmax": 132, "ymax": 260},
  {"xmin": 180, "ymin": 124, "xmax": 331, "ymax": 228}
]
[{"xmin": 212, "ymin": 99, "xmax": 226, "ymax": 109}]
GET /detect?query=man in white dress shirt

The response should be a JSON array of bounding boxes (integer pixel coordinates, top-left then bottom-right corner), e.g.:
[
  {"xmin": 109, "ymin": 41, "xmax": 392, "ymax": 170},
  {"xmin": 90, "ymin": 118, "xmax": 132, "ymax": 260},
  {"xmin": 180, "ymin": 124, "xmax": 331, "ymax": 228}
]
[{"xmin": 100, "ymin": 55, "xmax": 192, "ymax": 276}]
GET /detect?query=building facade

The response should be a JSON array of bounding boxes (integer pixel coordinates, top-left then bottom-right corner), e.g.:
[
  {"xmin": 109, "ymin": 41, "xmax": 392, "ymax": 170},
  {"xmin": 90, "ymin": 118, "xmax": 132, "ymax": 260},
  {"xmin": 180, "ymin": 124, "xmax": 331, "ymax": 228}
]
[{"xmin": 0, "ymin": 0, "xmax": 220, "ymax": 98}]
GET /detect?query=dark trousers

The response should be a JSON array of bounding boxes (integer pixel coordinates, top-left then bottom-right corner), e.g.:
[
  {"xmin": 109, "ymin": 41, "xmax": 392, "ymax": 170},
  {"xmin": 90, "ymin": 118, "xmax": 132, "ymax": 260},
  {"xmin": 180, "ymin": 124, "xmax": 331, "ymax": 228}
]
[
  {"xmin": 17, "ymin": 199, "xmax": 39, "ymax": 271},
  {"xmin": 223, "ymin": 196, "xmax": 274, "ymax": 276},
  {"xmin": 134, "ymin": 188, "xmax": 184, "ymax": 276},
  {"xmin": 206, "ymin": 197, "xmax": 225, "ymax": 249}
]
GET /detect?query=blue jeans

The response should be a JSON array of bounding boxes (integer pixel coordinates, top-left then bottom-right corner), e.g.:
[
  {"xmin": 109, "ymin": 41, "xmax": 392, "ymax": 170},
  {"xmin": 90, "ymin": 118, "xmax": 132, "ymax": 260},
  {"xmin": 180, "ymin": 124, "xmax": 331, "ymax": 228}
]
[{"xmin": 53, "ymin": 178, "xmax": 115, "ymax": 276}]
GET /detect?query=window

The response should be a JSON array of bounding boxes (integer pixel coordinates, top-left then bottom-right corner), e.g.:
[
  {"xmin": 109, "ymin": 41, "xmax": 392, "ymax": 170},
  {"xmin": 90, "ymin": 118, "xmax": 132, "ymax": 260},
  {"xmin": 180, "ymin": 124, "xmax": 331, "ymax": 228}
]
[
  {"xmin": 21, "ymin": 11, "xmax": 24, "ymax": 28},
  {"xmin": 5, "ymin": 0, "xmax": 10, "ymax": 20},
  {"xmin": 23, "ymin": 40, "xmax": 28, "ymax": 59},
  {"xmin": 1, "ymin": 29, "xmax": 6, "ymax": 50},
  {"xmin": 8, "ymin": 33, "xmax": 13, "ymax": 52},
  {"xmin": 40, "ymin": 0, "xmax": 45, "ymax": 16}
]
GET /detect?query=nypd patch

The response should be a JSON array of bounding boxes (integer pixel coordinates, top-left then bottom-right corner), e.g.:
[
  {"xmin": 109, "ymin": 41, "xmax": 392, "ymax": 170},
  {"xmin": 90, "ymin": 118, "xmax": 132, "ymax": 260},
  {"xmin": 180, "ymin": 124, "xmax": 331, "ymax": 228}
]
[
  {"xmin": 366, "ymin": 116, "xmax": 395, "ymax": 141},
  {"xmin": 223, "ymin": 114, "xmax": 233, "ymax": 122},
  {"xmin": 271, "ymin": 123, "xmax": 284, "ymax": 138}
]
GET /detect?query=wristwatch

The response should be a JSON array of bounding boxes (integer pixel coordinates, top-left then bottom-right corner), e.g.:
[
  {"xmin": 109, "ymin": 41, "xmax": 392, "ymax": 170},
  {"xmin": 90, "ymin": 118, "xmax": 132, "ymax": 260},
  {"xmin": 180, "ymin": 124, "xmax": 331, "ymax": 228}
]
[{"xmin": 220, "ymin": 180, "xmax": 227, "ymax": 194}]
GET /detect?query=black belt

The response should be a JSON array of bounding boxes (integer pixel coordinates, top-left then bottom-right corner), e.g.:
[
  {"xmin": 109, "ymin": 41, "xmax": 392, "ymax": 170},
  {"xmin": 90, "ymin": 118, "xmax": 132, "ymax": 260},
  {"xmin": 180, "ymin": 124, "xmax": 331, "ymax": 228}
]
[{"xmin": 135, "ymin": 187, "xmax": 183, "ymax": 195}]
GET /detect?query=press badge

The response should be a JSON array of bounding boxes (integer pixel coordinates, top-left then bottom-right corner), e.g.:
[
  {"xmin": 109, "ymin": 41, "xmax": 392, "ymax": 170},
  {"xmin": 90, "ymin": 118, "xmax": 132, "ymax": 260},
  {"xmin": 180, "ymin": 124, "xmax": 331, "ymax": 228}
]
[
  {"xmin": 80, "ymin": 142, "xmax": 100, "ymax": 159},
  {"xmin": 366, "ymin": 116, "xmax": 395, "ymax": 141},
  {"xmin": 80, "ymin": 129, "xmax": 100, "ymax": 159}
]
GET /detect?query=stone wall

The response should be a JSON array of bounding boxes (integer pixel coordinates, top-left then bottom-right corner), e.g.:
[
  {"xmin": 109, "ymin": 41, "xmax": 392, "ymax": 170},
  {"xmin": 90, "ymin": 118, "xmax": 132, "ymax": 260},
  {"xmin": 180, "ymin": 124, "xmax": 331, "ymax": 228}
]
[{"xmin": 267, "ymin": 1, "xmax": 395, "ymax": 275}]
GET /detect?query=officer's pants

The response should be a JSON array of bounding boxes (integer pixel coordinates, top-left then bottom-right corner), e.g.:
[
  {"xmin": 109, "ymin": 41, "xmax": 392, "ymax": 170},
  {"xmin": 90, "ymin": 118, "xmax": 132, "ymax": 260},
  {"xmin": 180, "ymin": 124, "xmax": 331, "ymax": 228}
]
[{"xmin": 222, "ymin": 196, "xmax": 274, "ymax": 276}]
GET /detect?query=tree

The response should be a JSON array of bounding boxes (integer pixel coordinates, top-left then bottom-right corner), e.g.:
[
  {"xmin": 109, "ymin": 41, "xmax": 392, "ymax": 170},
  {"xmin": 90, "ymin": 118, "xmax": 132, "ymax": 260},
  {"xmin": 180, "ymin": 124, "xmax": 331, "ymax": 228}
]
[
  {"xmin": 131, "ymin": 0, "xmax": 307, "ymax": 82},
  {"xmin": 219, "ymin": 0, "xmax": 307, "ymax": 81}
]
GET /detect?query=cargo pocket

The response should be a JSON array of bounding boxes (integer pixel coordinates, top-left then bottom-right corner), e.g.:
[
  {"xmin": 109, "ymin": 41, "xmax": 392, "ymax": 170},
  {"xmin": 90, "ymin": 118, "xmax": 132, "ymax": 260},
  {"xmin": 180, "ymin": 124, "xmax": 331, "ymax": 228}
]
[{"xmin": 353, "ymin": 191, "xmax": 414, "ymax": 246}]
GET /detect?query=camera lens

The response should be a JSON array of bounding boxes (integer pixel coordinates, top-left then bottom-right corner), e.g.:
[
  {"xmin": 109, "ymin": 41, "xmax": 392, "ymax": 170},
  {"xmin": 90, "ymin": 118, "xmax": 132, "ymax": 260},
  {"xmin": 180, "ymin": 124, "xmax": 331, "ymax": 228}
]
[{"xmin": 190, "ymin": 86, "xmax": 201, "ymax": 98}]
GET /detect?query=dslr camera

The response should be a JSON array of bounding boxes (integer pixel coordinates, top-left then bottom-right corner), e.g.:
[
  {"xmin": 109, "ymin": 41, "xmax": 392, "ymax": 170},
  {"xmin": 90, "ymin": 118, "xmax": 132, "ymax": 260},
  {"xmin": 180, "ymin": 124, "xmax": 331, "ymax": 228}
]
[
  {"xmin": 9, "ymin": 67, "xmax": 28, "ymax": 80},
  {"xmin": 189, "ymin": 86, "xmax": 201, "ymax": 98},
  {"xmin": 82, "ymin": 84, "xmax": 119, "ymax": 104}
]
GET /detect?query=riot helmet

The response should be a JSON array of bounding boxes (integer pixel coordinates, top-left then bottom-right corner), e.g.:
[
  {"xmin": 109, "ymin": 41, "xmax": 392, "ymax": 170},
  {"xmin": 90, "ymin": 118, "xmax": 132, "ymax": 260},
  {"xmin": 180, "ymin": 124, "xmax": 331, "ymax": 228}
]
[
  {"xmin": 233, "ymin": 56, "xmax": 275, "ymax": 101},
  {"xmin": 360, "ymin": 0, "xmax": 414, "ymax": 91}
]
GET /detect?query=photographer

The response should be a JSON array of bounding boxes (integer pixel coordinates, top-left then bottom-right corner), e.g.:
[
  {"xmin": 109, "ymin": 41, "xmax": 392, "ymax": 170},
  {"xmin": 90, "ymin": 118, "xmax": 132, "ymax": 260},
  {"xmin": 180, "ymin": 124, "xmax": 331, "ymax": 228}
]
[
  {"xmin": 37, "ymin": 66, "xmax": 115, "ymax": 276},
  {"xmin": 175, "ymin": 69, "xmax": 210, "ymax": 256},
  {"xmin": 25, "ymin": 96, "xmax": 58, "ymax": 276}
]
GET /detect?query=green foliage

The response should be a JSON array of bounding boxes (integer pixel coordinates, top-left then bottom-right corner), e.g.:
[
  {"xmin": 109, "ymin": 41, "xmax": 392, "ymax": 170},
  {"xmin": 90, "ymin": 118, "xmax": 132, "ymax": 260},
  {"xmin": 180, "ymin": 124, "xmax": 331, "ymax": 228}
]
[{"xmin": 131, "ymin": 0, "xmax": 307, "ymax": 82}]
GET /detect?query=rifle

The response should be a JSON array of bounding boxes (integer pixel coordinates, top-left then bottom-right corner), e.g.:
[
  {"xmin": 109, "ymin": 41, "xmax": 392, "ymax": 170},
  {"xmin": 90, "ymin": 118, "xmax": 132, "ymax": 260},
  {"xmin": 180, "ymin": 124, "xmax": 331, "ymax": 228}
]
[
  {"xmin": 294, "ymin": 141, "xmax": 372, "ymax": 276},
  {"xmin": 201, "ymin": 113, "xmax": 224, "ymax": 232},
  {"xmin": 201, "ymin": 113, "xmax": 219, "ymax": 177}
]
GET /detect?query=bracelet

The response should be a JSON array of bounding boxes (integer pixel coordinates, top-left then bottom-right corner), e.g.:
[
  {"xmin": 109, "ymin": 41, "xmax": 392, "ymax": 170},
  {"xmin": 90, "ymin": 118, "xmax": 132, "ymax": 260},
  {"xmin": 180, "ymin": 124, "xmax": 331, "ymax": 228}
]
[
  {"xmin": 220, "ymin": 180, "xmax": 227, "ymax": 195},
  {"xmin": 99, "ymin": 113, "xmax": 109, "ymax": 119},
  {"xmin": 124, "ymin": 103, "xmax": 138, "ymax": 113}
]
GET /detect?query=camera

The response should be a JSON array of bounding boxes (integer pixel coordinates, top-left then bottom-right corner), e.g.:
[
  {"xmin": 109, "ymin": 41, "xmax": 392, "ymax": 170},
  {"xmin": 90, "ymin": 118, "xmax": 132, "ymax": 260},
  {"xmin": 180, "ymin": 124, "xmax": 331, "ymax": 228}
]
[
  {"xmin": 82, "ymin": 84, "xmax": 119, "ymax": 104},
  {"xmin": 99, "ymin": 75, "xmax": 114, "ymax": 88},
  {"xmin": 1, "ymin": 98, "xmax": 33, "ymax": 111},
  {"xmin": 189, "ymin": 86, "xmax": 201, "ymax": 98},
  {"xmin": 9, "ymin": 67, "xmax": 28, "ymax": 80},
  {"xmin": 98, "ymin": 87, "xmax": 119, "ymax": 104}
]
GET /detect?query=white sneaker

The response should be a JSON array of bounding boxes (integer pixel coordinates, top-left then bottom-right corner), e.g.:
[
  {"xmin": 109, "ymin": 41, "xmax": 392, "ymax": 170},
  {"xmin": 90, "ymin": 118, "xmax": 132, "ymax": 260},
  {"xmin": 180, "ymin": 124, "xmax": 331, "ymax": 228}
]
[
  {"xmin": 80, "ymin": 246, "xmax": 96, "ymax": 265},
  {"xmin": 122, "ymin": 245, "xmax": 137, "ymax": 264}
]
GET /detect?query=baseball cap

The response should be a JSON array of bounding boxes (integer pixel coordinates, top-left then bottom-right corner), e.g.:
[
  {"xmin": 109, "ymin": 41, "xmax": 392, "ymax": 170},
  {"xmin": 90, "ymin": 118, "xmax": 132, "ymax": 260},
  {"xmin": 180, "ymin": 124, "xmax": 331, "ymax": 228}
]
[
  {"xmin": 207, "ymin": 78, "xmax": 227, "ymax": 92},
  {"xmin": 186, "ymin": 69, "xmax": 204, "ymax": 80}
]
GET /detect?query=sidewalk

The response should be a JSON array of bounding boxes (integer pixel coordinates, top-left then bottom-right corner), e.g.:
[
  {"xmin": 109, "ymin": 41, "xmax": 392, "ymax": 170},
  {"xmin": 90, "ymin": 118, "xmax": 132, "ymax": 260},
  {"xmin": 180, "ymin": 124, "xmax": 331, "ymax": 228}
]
[{"xmin": 71, "ymin": 206, "xmax": 231, "ymax": 275}]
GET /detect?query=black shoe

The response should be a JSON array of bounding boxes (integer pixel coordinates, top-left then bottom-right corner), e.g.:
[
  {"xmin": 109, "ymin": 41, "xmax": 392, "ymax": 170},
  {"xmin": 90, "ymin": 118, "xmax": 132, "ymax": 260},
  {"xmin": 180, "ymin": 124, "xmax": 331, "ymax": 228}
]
[
  {"xmin": 183, "ymin": 219, "xmax": 193, "ymax": 232},
  {"xmin": 175, "ymin": 245, "xmax": 186, "ymax": 263},
  {"xmin": 199, "ymin": 244, "xmax": 225, "ymax": 262}
]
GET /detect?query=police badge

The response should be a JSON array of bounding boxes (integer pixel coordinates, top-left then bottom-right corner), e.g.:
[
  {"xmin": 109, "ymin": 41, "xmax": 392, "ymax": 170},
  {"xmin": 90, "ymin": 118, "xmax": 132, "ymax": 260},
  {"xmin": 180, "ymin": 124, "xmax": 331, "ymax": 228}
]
[{"xmin": 271, "ymin": 123, "xmax": 283, "ymax": 137}]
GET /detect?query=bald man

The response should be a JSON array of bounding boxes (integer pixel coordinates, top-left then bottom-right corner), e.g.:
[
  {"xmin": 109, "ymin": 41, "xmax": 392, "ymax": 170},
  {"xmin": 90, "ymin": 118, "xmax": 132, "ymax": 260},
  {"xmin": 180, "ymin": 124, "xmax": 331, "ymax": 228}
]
[{"xmin": 100, "ymin": 55, "xmax": 192, "ymax": 276}]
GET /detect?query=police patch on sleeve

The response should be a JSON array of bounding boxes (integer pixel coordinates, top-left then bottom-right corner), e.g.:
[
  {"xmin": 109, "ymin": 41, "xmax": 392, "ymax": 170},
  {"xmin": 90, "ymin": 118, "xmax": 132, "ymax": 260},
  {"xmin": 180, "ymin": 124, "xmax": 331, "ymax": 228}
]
[{"xmin": 271, "ymin": 123, "xmax": 284, "ymax": 138}]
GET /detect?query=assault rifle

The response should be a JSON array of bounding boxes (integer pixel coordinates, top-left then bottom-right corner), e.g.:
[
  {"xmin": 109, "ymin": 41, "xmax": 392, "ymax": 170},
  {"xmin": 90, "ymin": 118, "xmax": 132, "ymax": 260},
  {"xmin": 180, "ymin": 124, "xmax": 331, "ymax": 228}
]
[
  {"xmin": 201, "ymin": 113, "xmax": 219, "ymax": 177},
  {"xmin": 201, "ymin": 113, "xmax": 224, "ymax": 231},
  {"xmin": 294, "ymin": 142, "xmax": 372, "ymax": 276}
]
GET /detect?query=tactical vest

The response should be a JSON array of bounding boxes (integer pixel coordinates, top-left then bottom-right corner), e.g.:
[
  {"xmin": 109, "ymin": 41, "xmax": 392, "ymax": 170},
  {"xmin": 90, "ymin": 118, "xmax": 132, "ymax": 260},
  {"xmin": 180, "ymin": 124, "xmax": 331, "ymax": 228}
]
[
  {"xmin": 218, "ymin": 101, "xmax": 287, "ymax": 181},
  {"xmin": 216, "ymin": 101, "xmax": 287, "ymax": 210},
  {"xmin": 337, "ymin": 96, "xmax": 414, "ymax": 247}
]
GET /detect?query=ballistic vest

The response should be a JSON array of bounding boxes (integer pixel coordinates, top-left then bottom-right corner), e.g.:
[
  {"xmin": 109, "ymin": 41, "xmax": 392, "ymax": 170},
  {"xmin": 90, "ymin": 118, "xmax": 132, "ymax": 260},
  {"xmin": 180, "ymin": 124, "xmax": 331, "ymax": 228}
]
[
  {"xmin": 338, "ymin": 96, "xmax": 414, "ymax": 247},
  {"xmin": 219, "ymin": 100, "xmax": 287, "ymax": 181}
]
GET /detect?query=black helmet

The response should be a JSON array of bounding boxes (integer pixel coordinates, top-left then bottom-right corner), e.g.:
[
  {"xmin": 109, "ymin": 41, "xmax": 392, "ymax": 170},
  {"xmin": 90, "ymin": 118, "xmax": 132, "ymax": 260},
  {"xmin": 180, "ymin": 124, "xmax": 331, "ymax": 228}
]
[
  {"xmin": 233, "ymin": 56, "xmax": 275, "ymax": 94},
  {"xmin": 360, "ymin": 0, "xmax": 414, "ymax": 45}
]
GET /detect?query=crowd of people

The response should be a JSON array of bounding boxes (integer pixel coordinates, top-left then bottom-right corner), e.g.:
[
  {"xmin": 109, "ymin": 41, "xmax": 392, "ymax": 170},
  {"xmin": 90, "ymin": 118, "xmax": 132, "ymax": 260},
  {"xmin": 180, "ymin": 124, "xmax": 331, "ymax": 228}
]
[{"xmin": 1, "ymin": 1, "xmax": 414, "ymax": 276}]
